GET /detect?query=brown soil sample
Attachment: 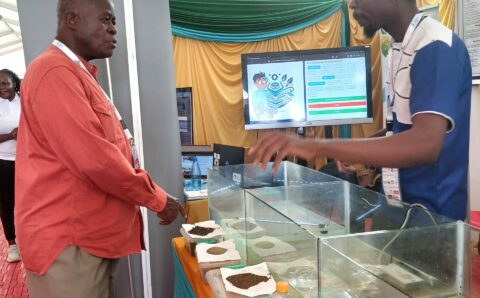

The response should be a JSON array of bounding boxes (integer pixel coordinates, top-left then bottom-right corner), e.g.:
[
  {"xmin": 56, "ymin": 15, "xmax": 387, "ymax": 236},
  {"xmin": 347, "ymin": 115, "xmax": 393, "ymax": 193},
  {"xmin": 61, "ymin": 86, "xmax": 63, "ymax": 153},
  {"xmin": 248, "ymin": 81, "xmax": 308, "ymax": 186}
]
[
  {"xmin": 188, "ymin": 226, "xmax": 215, "ymax": 236},
  {"xmin": 255, "ymin": 241, "xmax": 275, "ymax": 249},
  {"xmin": 226, "ymin": 273, "xmax": 270, "ymax": 289},
  {"xmin": 207, "ymin": 247, "xmax": 227, "ymax": 255},
  {"xmin": 231, "ymin": 221, "xmax": 257, "ymax": 231}
]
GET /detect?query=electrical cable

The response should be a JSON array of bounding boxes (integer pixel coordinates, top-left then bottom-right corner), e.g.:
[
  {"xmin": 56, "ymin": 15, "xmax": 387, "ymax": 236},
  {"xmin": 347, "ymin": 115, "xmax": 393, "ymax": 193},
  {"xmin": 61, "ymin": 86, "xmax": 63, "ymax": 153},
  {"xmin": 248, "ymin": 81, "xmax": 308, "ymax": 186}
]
[
  {"xmin": 360, "ymin": 196, "xmax": 380, "ymax": 208},
  {"xmin": 376, "ymin": 203, "xmax": 438, "ymax": 264}
]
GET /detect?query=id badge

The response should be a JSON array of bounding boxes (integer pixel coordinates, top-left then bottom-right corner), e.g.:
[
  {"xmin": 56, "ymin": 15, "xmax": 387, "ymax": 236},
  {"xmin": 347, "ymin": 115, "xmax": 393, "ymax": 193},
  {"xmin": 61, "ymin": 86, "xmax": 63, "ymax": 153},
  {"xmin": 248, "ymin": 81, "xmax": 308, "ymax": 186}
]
[
  {"xmin": 382, "ymin": 129, "xmax": 401, "ymax": 201},
  {"xmin": 382, "ymin": 167, "xmax": 402, "ymax": 201}
]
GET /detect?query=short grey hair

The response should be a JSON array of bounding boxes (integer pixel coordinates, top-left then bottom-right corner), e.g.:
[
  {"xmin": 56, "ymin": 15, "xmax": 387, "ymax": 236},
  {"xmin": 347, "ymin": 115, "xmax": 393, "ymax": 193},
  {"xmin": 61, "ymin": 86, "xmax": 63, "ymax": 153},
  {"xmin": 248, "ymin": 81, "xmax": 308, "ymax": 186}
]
[{"xmin": 57, "ymin": 0, "xmax": 76, "ymax": 21}]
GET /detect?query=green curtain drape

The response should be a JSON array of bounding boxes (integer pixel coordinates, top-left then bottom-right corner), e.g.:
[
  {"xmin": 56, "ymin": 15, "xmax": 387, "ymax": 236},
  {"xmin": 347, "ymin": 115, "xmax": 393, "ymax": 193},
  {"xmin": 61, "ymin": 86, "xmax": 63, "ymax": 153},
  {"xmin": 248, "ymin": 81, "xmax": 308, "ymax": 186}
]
[{"xmin": 170, "ymin": 0, "xmax": 344, "ymax": 42}]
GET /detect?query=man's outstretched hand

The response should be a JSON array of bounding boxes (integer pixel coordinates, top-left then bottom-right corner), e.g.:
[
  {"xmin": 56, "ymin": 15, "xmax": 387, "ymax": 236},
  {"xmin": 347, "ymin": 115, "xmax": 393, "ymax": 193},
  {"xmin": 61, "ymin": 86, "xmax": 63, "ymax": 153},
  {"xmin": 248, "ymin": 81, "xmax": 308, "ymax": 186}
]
[
  {"xmin": 249, "ymin": 132, "xmax": 320, "ymax": 173},
  {"xmin": 157, "ymin": 195, "xmax": 186, "ymax": 225}
]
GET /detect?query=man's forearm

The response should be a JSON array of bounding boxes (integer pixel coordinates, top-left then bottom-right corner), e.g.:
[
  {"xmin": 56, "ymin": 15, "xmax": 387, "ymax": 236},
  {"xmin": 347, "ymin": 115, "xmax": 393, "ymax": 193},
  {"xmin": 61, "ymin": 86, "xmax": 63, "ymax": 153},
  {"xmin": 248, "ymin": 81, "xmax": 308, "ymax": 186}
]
[
  {"xmin": 319, "ymin": 135, "xmax": 429, "ymax": 168},
  {"xmin": 0, "ymin": 133, "xmax": 13, "ymax": 143},
  {"xmin": 368, "ymin": 128, "xmax": 387, "ymax": 138},
  {"xmin": 251, "ymin": 114, "xmax": 448, "ymax": 173},
  {"xmin": 317, "ymin": 114, "xmax": 447, "ymax": 168}
]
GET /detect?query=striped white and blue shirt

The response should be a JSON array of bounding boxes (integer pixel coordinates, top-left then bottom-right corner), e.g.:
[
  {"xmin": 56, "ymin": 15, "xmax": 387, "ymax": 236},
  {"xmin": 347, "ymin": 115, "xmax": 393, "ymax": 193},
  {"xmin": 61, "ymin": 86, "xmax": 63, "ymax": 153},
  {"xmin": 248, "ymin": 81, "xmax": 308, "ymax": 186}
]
[{"xmin": 386, "ymin": 16, "xmax": 472, "ymax": 220}]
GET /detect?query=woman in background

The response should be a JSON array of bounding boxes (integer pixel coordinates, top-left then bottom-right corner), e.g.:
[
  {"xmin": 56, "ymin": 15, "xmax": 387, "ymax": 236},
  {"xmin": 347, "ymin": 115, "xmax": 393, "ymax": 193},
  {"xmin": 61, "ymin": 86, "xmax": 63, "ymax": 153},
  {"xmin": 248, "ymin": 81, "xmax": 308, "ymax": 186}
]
[{"xmin": 0, "ymin": 69, "xmax": 21, "ymax": 262}]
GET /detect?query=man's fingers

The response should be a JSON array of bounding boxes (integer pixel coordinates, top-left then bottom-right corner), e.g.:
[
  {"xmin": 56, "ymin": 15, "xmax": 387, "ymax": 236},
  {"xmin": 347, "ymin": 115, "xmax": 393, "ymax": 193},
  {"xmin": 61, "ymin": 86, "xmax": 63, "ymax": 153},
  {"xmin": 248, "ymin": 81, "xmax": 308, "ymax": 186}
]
[
  {"xmin": 178, "ymin": 203, "xmax": 187, "ymax": 219},
  {"xmin": 272, "ymin": 147, "xmax": 289, "ymax": 173},
  {"xmin": 271, "ymin": 158, "xmax": 281, "ymax": 174},
  {"xmin": 159, "ymin": 213, "xmax": 175, "ymax": 225},
  {"xmin": 252, "ymin": 133, "xmax": 279, "ymax": 164},
  {"xmin": 261, "ymin": 145, "xmax": 277, "ymax": 170},
  {"xmin": 250, "ymin": 133, "xmax": 290, "ymax": 172},
  {"xmin": 258, "ymin": 134, "xmax": 285, "ymax": 169},
  {"xmin": 249, "ymin": 132, "xmax": 275, "ymax": 157},
  {"xmin": 250, "ymin": 132, "xmax": 301, "ymax": 173}
]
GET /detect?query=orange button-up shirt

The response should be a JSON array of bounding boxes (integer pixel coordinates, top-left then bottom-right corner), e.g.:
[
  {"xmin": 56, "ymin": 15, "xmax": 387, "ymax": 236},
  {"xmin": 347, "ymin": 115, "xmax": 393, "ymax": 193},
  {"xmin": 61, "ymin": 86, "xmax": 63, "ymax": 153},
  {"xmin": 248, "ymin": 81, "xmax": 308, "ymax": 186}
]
[{"xmin": 15, "ymin": 46, "xmax": 167, "ymax": 275}]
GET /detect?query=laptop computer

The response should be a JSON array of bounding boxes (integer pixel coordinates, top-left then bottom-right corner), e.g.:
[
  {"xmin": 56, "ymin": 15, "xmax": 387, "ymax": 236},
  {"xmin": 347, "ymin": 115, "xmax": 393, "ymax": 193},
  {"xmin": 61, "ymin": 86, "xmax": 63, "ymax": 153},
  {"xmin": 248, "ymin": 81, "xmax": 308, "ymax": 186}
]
[{"xmin": 181, "ymin": 153, "xmax": 213, "ymax": 178}]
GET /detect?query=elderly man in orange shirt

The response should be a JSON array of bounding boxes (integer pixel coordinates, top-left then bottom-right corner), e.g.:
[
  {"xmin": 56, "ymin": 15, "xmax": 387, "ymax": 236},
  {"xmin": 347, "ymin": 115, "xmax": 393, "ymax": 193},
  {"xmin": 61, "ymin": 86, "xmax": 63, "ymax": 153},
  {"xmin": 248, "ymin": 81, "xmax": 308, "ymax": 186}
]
[{"xmin": 15, "ymin": 0, "xmax": 185, "ymax": 297}]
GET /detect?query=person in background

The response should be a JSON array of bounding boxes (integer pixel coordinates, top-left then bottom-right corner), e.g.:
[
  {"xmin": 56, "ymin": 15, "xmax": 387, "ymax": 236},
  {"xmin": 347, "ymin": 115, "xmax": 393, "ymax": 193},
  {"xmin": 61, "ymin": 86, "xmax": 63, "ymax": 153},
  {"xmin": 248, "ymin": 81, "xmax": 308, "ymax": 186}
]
[
  {"xmin": 249, "ymin": 0, "xmax": 472, "ymax": 221},
  {"xmin": 0, "ymin": 69, "xmax": 21, "ymax": 263},
  {"xmin": 15, "ymin": 0, "xmax": 185, "ymax": 297}
]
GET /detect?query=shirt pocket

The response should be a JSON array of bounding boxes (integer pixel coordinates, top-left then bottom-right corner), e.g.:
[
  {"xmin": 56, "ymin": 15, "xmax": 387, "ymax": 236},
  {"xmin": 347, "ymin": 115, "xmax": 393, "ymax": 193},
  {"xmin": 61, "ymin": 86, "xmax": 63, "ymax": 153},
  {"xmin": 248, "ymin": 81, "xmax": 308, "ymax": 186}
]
[{"xmin": 91, "ymin": 101, "xmax": 118, "ymax": 143}]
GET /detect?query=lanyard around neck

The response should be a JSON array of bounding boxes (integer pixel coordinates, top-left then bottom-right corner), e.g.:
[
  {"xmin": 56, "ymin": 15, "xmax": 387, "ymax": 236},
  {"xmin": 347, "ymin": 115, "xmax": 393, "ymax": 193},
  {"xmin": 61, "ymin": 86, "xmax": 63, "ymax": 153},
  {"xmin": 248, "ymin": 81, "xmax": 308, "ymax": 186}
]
[
  {"xmin": 389, "ymin": 13, "xmax": 424, "ymax": 107},
  {"xmin": 53, "ymin": 40, "xmax": 112, "ymax": 101},
  {"xmin": 400, "ymin": 12, "xmax": 424, "ymax": 49},
  {"xmin": 52, "ymin": 40, "xmax": 141, "ymax": 168}
]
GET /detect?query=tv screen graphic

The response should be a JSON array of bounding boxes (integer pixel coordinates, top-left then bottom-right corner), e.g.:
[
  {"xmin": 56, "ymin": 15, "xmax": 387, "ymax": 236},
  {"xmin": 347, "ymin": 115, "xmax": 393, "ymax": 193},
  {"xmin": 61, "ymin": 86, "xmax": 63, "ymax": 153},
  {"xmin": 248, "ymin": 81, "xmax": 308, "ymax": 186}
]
[
  {"xmin": 247, "ymin": 61, "xmax": 306, "ymax": 123},
  {"xmin": 242, "ymin": 46, "xmax": 373, "ymax": 130}
]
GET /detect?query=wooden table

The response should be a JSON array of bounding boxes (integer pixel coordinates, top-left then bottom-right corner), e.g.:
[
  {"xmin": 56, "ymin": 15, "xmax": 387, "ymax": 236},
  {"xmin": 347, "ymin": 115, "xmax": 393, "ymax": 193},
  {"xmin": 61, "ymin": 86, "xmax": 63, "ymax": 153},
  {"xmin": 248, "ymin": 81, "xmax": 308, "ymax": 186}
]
[
  {"xmin": 185, "ymin": 199, "xmax": 209, "ymax": 224},
  {"xmin": 172, "ymin": 237, "xmax": 212, "ymax": 298}
]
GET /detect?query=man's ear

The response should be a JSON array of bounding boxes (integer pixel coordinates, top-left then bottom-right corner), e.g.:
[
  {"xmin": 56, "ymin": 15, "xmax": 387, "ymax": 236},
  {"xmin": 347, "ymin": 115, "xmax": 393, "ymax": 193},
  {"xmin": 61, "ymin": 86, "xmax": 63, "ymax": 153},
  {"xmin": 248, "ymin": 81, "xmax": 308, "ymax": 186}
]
[{"xmin": 64, "ymin": 11, "xmax": 79, "ymax": 29}]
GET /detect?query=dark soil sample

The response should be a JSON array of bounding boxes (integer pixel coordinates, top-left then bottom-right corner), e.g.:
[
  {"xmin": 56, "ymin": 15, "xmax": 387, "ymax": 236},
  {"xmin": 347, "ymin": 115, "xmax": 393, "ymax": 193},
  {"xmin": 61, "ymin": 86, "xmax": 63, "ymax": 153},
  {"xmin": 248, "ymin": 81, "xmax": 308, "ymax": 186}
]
[
  {"xmin": 255, "ymin": 241, "xmax": 275, "ymax": 249},
  {"xmin": 188, "ymin": 226, "xmax": 215, "ymax": 236},
  {"xmin": 207, "ymin": 247, "xmax": 227, "ymax": 255},
  {"xmin": 226, "ymin": 273, "xmax": 270, "ymax": 289},
  {"xmin": 231, "ymin": 221, "xmax": 257, "ymax": 231}
]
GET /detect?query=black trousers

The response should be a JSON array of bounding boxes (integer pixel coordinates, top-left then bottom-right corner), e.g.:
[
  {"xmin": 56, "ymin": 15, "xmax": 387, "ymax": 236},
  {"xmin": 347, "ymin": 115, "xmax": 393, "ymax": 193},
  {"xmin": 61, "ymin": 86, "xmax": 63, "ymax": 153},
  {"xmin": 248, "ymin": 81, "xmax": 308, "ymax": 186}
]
[{"xmin": 0, "ymin": 159, "xmax": 15, "ymax": 242}]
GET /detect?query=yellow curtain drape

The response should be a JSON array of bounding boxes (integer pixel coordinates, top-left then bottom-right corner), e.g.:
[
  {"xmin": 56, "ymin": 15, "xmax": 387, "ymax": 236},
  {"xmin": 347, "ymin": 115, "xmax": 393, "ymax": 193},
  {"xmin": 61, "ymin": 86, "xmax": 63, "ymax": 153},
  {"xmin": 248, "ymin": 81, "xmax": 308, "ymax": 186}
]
[
  {"xmin": 417, "ymin": 0, "xmax": 456, "ymax": 30},
  {"xmin": 347, "ymin": 9, "xmax": 382, "ymax": 140},
  {"xmin": 174, "ymin": 10, "xmax": 343, "ymax": 149}
]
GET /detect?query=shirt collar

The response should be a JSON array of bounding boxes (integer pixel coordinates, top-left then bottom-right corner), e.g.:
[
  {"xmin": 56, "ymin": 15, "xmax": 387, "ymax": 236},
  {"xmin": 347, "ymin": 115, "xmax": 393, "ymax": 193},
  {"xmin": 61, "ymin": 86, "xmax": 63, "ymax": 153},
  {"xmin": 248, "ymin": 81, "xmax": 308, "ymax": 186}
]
[
  {"xmin": 12, "ymin": 93, "xmax": 20, "ymax": 102},
  {"xmin": 53, "ymin": 44, "xmax": 99, "ymax": 79},
  {"xmin": 77, "ymin": 55, "xmax": 99, "ymax": 79}
]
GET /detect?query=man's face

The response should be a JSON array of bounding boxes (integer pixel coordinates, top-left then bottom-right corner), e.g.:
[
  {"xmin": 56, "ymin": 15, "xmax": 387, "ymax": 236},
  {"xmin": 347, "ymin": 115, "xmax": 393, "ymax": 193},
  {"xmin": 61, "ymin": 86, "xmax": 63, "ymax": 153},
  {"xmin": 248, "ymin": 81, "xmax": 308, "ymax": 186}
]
[
  {"xmin": 349, "ymin": 0, "xmax": 384, "ymax": 38},
  {"xmin": 73, "ymin": 0, "xmax": 117, "ymax": 60},
  {"xmin": 254, "ymin": 77, "xmax": 267, "ymax": 90}
]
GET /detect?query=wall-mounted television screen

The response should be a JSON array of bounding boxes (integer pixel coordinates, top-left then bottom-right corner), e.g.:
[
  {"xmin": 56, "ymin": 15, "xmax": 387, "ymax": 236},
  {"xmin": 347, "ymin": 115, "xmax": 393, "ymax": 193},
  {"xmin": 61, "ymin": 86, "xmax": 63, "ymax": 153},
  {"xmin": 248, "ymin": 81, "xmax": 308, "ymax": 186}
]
[{"xmin": 242, "ymin": 46, "xmax": 373, "ymax": 130}]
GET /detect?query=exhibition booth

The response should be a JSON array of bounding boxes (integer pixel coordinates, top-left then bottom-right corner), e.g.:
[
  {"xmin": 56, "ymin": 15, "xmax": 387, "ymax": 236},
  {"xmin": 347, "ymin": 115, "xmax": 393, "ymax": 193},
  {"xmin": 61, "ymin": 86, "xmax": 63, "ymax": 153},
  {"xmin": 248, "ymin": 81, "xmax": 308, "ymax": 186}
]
[
  {"xmin": 12, "ymin": 0, "xmax": 479, "ymax": 297},
  {"xmin": 170, "ymin": 0, "xmax": 480, "ymax": 296}
]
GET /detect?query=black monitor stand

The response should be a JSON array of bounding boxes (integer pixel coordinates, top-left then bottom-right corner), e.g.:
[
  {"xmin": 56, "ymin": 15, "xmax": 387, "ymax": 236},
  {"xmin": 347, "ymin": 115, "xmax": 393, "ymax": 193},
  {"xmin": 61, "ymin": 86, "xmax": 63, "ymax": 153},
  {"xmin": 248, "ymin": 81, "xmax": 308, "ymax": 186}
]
[
  {"xmin": 295, "ymin": 127, "xmax": 307, "ymax": 166},
  {"xmin": 324, "ymin": 125, "xmax": 334, "ymax": 163}
]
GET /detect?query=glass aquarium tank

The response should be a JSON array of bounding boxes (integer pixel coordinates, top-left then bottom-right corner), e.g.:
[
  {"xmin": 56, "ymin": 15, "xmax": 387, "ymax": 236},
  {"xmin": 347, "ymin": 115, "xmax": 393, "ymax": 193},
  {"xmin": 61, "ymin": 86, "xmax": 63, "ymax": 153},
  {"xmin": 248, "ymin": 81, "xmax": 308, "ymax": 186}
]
[
  {"xmin": 319, "ymin": 221, "xmax": 480, "ymax": 298},
  {"xmin": 208, "ymin": 162, "xmax": 458, "ymax": 297}
]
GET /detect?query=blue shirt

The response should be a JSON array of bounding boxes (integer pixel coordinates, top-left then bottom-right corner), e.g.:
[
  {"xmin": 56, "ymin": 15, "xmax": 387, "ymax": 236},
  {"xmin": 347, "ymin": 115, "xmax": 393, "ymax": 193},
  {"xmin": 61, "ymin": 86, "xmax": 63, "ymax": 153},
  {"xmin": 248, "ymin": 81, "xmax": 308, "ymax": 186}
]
[{"xmin": 388, "ymin": 16, "xmax": 472, "ymax": 220}]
